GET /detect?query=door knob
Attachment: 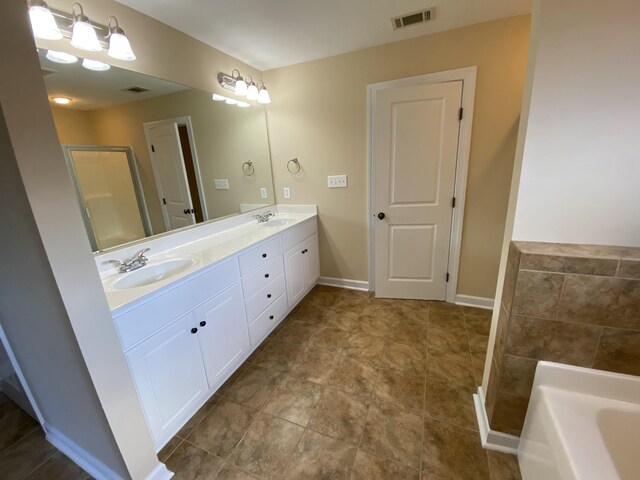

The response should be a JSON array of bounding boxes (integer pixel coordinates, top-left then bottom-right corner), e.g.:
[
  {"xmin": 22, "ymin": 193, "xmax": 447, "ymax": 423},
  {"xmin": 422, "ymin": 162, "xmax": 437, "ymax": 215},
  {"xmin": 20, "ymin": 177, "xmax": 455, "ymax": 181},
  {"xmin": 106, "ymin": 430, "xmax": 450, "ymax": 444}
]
[
  {"xmin": 377, "ymin": 212, "xmax": 386, "ymax": 220},
  {"xmin": 184, "ymin": 209, "xmax": 189, "ymax": 214}
]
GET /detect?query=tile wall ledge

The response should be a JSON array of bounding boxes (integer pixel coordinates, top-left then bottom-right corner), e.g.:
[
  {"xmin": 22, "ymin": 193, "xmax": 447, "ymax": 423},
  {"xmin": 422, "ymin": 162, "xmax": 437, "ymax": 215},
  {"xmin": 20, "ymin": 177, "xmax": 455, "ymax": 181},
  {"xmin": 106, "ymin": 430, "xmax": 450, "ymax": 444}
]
[{"xmin": 513, "ymin": 241, "xmax": 640, "ymax": 260}]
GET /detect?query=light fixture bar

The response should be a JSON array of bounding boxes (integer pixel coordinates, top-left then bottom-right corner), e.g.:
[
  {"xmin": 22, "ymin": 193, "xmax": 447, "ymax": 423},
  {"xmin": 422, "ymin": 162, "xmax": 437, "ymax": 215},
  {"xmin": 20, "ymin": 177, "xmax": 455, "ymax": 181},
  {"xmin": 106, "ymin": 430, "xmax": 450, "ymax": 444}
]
[
  {"xmin": 42, "ymin": 6, "xmax": 110, "ymax": 49},
  {"xmin": 217, "ymin": 72, "xmax": 237, "ymax": 93}
]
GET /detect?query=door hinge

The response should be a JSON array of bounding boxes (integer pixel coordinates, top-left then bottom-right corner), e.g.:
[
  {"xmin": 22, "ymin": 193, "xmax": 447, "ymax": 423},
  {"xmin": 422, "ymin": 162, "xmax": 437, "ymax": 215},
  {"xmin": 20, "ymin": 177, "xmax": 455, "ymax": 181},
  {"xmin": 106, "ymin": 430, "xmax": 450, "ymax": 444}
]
[
  {"xmin": 452, "ymin": 197, "xmax": 456, "ymax": 208},
  {"xmin": 151, "ymin": 145, "xmax": 155, "ymax": 152},
  {"xmin": 446, "ymin": 272, "xmax": 450, "ymax": 282},
  {"xmin": 162, "ymin": 197, "xmax": 166, "ymax": 205},
  {"xmin": 458, "ymin": 107, "xmax": 463, "ymax": 121}
]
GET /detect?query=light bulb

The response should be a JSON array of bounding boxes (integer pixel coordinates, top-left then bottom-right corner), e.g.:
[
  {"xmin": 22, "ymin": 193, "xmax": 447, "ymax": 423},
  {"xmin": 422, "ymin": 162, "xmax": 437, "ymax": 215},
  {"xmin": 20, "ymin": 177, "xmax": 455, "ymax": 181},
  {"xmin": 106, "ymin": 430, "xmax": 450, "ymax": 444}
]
[
  {"xmin": 29, "ymin": 2, "xmax": 63, "ymax": 40},
  {"xmin": 71, "ymin": 19, "xmax": 102, "ymax": 52},
  {"xmin": 257, "ymin": 87, "xmax": 271, "ymax": 104},
  {"xmin": 212, "ymin": 94, "xmax": 226, "ymax": 101},
  {"xmin": 108, "ymin": 32, "xmax": 136, "ymax": 61},
  {"xmin": 46, "ymin": 50, "xmax": 78, "ymax": 64},
  {"xmin": 234, "ymin": 78, "xmax": 248, "ymax": 96},
  {"xmin": 82, "ymin": 59, "xmax": 110, "ymax": 71},
  {"xmin": 246, "ymin": 82, "xmax": 259, "ymax": 100}
]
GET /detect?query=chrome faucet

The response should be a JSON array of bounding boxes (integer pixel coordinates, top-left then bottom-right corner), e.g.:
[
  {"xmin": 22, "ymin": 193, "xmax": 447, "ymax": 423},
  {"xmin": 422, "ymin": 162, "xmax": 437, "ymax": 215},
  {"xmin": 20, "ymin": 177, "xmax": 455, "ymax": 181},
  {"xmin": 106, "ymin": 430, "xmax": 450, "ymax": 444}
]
[
  {"xmin": 105, "ymin": 248, "xmax": 150, "ymax": 273},
  {"xmin": 254, "ymin": 211, "xmax": 275, "ymax": 223}
]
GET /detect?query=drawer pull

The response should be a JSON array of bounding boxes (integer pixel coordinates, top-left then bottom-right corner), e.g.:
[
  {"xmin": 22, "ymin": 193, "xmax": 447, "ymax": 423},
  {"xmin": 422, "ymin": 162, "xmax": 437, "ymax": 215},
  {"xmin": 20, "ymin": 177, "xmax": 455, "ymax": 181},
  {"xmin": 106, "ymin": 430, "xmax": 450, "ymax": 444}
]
[
  {"xmin": 191, "ymin": 327, "xmax": 198, "ymax": 334},
  {"xmin": 269, "ymin": 315, "xmax": 274, "ymax": 320},
  {"xmin": 199, "ymin": 321, "xmax": 206, "ymax": 327},
  {"xmin": 265, "ymin": 273, "xmax": 270, "ymax": 278},
  {"xmin": 262, "ymin": 253, "xmax": 267, "ymax": 258},
  {"xmin": 267, "ymin": 293, "xmax": 272, "ymax": 298}
]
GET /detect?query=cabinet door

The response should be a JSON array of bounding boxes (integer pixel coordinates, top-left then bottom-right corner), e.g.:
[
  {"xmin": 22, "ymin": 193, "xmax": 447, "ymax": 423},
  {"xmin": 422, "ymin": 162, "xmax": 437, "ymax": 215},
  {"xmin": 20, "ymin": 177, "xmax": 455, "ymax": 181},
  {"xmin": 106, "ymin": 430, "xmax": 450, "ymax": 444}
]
[
  {"xmin": 195, "ymin": 284, "xmax": 250, "ymax": 390},
  {"xmin": 303, "ymin": 234, "xmax": 320, "ymax": 289},
  {"xmin": 127, "ymin": 314, "xmax": 208, "ymax": 446},
  {"xmin": 284, "ymin": 244, "xmax": 306, "ymax": 307}
]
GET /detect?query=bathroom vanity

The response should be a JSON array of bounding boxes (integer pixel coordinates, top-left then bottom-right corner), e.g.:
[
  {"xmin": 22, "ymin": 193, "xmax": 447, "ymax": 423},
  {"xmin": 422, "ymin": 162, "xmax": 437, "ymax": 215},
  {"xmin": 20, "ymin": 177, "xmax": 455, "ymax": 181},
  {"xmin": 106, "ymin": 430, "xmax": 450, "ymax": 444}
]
[{"xmin": 96, "ymin": 206, "xmax": 319, "ymax": 449}]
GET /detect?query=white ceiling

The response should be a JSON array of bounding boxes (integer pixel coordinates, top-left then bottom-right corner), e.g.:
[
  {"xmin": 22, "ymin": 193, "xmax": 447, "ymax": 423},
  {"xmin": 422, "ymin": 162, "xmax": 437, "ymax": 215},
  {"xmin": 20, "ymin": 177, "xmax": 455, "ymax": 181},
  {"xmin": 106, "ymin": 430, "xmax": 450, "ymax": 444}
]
[{"xmin": 115, "ymin": 0, "xmax": 532, "ymax": 70}]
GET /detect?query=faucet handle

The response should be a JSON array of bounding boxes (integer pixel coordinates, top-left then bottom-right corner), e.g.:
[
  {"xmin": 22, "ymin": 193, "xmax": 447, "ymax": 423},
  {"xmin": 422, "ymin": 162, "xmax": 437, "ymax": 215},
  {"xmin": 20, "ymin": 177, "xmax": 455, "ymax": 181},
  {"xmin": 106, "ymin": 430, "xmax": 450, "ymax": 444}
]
[
  {"xmin": 134, "ymin": 248, "xmax": 150, "ymax": 259},
  {"xmin": 104, "ymin": 259, "xmax": 126, "ymax": 267}
]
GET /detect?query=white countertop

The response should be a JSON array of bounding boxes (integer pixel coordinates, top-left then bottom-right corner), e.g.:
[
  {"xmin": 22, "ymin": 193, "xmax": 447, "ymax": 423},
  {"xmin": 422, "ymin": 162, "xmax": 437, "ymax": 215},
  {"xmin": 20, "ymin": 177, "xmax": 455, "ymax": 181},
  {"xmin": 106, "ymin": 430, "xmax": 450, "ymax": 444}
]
[{"xmin": 97, "ymin": 205, "xmax": 317, "ymax": 314}]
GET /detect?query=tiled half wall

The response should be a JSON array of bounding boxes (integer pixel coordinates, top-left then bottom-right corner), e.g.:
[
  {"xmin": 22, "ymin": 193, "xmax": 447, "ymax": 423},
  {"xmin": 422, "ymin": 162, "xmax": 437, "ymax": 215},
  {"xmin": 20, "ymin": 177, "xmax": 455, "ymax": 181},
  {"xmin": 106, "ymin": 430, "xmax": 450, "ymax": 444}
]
[{"xmin": 485, "ymin": 241, "xmax": 640, "ymax": 435}]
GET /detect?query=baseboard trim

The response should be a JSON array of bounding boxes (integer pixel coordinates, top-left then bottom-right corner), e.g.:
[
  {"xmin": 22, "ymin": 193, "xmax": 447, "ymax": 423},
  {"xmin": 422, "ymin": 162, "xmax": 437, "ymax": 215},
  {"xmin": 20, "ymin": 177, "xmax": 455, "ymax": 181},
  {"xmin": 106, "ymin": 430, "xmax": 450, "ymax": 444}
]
[
  {"xmin": 44, "ymin": 423, "xmax": 173, "ymax": 480},
  {"xmin": 455, "ymin": 294, "xmax": 494, "ymax": 310},
  {"xmin": 473, "ymin": 387, "xmax": 520, "ymax": 454},
  {"xmin": 317, "ymin": 277, "xmax": 370, "ymax": 291}
]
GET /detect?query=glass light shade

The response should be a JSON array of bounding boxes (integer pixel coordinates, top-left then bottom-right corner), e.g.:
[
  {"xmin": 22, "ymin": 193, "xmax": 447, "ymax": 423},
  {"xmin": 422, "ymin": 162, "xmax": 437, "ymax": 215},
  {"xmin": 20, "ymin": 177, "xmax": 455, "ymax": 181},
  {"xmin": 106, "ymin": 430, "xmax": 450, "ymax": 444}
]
[
  {"xmin": 234, "ymin": 78, "xmax": 248, "ymax": 96},
  {"xmin": 108, "ymin": 32, "xmax": 136, "ymax": 61},
  {"xmin": 212, "ymin": 94, "xmax": 226, "ymax": 101},
  {"xmin": 29, "ymin": 5, "xmax": 63, "ymax": 40},
  {"xmin": 46, "ymin": 50, "xmax": 78, "ymax": 64},
  {"xmin": 225, "ymin": 98, "xmax": 238, "ymax": 105},
  {"xmin": 82, "ymin": 59, "xmax": 110, "ymax": 71},
  {"xmin": 257, "ymin": 87, "xmax": 271, "ymax": 104},
  {"xmin": 237, "ymin": 102, "xmax": 250, "ymax": 108},
  {"xmin": 71, "ymin": 20, "xmax": 102, "ymax": 52},
  {"xmin": 246, "ymin": 82, "xmax": 259, "ymax": 100}
]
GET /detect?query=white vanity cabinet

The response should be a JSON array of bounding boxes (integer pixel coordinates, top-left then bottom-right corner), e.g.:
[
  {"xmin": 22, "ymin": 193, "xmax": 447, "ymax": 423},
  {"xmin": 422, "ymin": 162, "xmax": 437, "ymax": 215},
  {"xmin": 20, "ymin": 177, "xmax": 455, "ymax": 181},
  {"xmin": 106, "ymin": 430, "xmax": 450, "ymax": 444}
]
[{"xmin": 283, "ymin": 220, "xmax": 320, "ymax": 307}]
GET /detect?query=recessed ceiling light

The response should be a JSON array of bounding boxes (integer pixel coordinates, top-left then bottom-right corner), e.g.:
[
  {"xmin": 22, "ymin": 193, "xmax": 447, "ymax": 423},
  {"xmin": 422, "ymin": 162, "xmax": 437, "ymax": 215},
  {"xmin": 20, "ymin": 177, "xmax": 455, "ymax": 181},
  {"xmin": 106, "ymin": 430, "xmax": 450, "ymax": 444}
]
[
  {"xmin": 212, "ymin": 93, "xmax": 226, "ymax": 101},
  {"xmin": 46, "ymin": 50, "xmax": 78, "ymax": 64},
  {"xmin": 82, "ymin": 59, "xmax": 110, "ymax": 71},
  {"xmin": 52, "ymin": 97, "xmax": 72, "ymax": 105}
]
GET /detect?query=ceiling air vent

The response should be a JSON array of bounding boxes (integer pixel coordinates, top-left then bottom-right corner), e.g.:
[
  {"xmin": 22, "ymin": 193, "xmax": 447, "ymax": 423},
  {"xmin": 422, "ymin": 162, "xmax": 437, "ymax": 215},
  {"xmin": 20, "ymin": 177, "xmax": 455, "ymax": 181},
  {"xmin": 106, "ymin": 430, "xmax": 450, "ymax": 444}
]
[
  {"xmin": 391, "ymin": 8, "xmax": 435, "ymax": 30},
  {"xmin": 124, "ymin": 86, "xmax": 150, "ymax": 93}
]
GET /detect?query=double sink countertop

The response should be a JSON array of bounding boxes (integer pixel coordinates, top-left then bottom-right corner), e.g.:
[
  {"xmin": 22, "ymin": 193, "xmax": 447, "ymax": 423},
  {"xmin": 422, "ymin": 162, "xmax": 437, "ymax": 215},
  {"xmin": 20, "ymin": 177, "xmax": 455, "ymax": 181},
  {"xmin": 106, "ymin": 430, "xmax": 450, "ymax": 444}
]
[{"xmin": 95, "ymin": 205, "xmax": 317, "ymax": 315}]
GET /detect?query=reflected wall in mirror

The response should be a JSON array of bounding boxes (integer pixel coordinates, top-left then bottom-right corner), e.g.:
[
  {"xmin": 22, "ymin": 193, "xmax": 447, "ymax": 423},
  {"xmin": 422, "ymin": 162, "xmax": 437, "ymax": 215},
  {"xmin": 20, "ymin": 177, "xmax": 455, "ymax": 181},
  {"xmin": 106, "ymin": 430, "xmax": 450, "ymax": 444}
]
[{"xmin": 40, "ymin": 49, "xmax": 275, "ymax": 252}]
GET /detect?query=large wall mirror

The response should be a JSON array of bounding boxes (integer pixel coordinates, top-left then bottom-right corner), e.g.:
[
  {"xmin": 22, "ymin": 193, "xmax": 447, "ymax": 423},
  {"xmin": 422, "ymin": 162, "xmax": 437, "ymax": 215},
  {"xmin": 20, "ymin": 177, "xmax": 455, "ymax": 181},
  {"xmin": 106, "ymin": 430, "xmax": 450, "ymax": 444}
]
[{"xmin": 39, "ymin": 49, "xmax": 275, "ymax": 252}]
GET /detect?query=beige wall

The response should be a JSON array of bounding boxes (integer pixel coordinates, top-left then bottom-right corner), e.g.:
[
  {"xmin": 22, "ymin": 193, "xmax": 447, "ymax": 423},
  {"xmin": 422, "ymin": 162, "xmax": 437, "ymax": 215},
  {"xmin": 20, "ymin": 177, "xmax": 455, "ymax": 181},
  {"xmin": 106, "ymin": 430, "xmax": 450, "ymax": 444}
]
[
  {"xmin": 50, "ymin": 107, "xmax": 97, "ymax": 144},
  {"xmin": 264, "ymin": 15, "xmax": 530, "ymax": 298}
]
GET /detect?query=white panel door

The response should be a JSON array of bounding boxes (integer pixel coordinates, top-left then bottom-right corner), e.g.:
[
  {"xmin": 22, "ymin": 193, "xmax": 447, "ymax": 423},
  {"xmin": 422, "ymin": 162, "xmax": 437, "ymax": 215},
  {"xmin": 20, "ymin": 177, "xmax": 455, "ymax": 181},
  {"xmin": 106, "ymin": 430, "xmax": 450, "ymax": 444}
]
[
  {"xmin": 284, "ymin": 245, "xmax": 306, "ymax": 307},
  {"xmin": 146, "ymin": 122, "xmax": 194, "ymax": 231},
  {"xmin": 373, "ymin": 81, "xmax": 462, "ymax": 300},
  {"xmin": 126, "ymin": 313, "xmax": 208, "ymax": 445},
  {"xmin": 195, "ymin": 284, "xmax": 250, "ymax": 390}
]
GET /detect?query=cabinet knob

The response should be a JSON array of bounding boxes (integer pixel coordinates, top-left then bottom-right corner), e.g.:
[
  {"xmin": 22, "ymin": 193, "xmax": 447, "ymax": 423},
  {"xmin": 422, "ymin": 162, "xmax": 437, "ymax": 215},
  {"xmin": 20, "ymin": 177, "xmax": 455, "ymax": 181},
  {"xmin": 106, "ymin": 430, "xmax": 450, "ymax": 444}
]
[
  {"xmin": 191, "ymin": 327, "xmax": 198, "ymax": 334},
  {"xmin": 262, "ymin": 253, "xmax": 267, "ymax": 258},
  {"xmin": 269, "ymin": 315, "xmax": 274, "ymax": 320},
  {"xmin": 199, "ymin": 321, "xmax": 206, "ymax": 327},
  {"xmin": 265, "ymin": 273, "xmax": 270, "ymax": 278},
  {"xmin": 267, "ymin": 293, "xmax": 272, "ymax": 298}
]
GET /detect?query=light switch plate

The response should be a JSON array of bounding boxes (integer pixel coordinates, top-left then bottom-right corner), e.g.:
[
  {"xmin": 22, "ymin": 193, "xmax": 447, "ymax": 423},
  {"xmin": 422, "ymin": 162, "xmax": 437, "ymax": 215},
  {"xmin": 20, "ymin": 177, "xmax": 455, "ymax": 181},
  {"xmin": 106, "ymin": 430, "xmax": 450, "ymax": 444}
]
[
  {"xmin": 284, "ymin": 187, "xmax": 291, "ymax": 199},
  {"xmin": 260, "ymin": 187, "xmax": 268, "ymax": 199},
  {"xmin": 328, "ymin": 175, "xmax": 348, "ymax": 188},
  {"xmin": 214, "ymin": 179, "xmax": 229, "ymax": 190}
]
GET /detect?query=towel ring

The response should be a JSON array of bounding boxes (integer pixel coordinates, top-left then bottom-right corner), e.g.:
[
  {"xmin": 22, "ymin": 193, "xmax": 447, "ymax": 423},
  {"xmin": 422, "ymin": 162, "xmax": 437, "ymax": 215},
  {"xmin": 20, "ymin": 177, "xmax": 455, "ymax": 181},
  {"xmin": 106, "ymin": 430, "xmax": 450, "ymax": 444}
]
[
  {"xmin": 242, "ymin": 160, "xmax": 255, "ymax": 176},
  {"xmin": 287, "ymin": 158, "xmax": 301, "ymax": 175}
]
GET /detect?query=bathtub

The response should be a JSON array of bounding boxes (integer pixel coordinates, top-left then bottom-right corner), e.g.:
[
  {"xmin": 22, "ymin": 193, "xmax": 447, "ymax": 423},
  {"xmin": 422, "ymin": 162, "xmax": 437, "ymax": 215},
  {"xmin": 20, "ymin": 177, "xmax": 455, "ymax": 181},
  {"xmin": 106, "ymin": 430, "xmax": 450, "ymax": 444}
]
[{"xmin": 518, "ymin": 362, "xmax": 640, "ymax": 480}]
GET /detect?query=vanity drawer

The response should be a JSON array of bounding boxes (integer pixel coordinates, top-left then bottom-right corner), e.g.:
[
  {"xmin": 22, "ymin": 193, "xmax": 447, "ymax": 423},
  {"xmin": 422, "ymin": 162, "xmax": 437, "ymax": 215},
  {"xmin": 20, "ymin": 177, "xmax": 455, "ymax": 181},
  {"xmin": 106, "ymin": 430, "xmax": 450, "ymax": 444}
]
[
  {"xmin": 238, "ymin": 237, "xmax": 282, "ymax": 276},
  {"xmin": 248, "ymin": 294, "xmax": 287, "ymax": 346},
  {"xmin": 281, "ymin": 219, "xmax": 317, "ymax": 252},
  {"xmin": 115, "ymin": 259, "xmax": 239, "ymax": 352},
  {"xmin": 241, "ymin": 256, "xmax": 284, "ymax": 299},
  {"xmin": 244, "ymin": 274, "xmax": 285, "ymax": 321}
]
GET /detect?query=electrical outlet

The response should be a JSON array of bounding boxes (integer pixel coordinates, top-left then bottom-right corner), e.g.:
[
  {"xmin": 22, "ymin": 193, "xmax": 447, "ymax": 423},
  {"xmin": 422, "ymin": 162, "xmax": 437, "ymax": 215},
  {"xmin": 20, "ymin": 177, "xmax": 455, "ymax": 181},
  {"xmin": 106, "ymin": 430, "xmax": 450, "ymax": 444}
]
[
  {"xmin": 284, "ymin": 187, "xmax": 291, "ymax": 199},
  {"xmin": 214, "ymin": 179, "xmax": 229, "ymax": 190},
  {"xmin": 328, "ymin": 175, "xmax": 348, "ymax": 188},
  {"xmin": 260, "ymin": 187, "xmax": 268, "ymax": 199}
]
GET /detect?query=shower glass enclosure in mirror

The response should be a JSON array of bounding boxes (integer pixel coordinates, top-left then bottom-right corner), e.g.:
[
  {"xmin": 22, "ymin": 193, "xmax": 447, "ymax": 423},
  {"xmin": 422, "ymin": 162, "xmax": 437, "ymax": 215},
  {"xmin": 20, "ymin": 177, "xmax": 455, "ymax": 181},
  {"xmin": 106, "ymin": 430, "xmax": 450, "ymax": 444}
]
[{"xmin": 39, "ymin": 49, "xmax": 275, "ymax": 252}]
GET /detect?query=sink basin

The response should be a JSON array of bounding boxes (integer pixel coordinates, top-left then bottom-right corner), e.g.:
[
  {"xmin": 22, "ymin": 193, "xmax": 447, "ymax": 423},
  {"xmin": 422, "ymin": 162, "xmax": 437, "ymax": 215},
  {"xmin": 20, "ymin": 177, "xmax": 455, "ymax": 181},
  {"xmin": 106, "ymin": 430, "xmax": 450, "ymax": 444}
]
[
  {"xmin": 112, "ymin": 258, "xmax": 196, "ymax": 289},
  {"xmin": 260, "ymin": 218, "xmax": 296, "ymax": 228},
  {"xmin": 518, "ymin": 362, "xmax": 640, "ymax": 480}
]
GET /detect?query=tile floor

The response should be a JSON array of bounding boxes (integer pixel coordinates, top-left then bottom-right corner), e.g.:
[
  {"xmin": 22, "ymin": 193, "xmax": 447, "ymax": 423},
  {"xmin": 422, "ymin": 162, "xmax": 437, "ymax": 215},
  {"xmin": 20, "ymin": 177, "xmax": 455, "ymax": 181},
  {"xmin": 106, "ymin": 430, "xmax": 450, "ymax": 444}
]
[
  {"xmin": 0, "ymin": 392, "xmax": 88, "ymax": 480},
  {"xmin": 161, "ymin": 286, "xmax": 523, "ymax": 480}
]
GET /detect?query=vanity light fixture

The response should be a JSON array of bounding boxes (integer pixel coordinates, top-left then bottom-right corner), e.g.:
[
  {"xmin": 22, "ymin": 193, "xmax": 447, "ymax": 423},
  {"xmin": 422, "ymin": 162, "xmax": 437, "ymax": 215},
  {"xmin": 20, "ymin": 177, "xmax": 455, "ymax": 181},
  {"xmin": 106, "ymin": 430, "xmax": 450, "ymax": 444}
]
[
  {"xmin": 107, "ymin": 16, "xmax": 136, "ymax": 61},
  {"xmin": 257, "ymin": 82, "xmax": 271, "ymax": 104},
  {"xmin": 82, "ymin": 58, "xmax": 110, "ymax": 71},
  {"xmin": 70, "ymin": 3, "xmax": 102, "ymax": 51},
  {"xmin": 28, "ymin": 0, "xmax": 63, "ymax": 40},
  {"xmin": 46, "ymin": 49, "xmax": 78, "ymax": 64},
  {"xmin": 52, "ymin": 97, "xmax": 72, "ymax": 105}
]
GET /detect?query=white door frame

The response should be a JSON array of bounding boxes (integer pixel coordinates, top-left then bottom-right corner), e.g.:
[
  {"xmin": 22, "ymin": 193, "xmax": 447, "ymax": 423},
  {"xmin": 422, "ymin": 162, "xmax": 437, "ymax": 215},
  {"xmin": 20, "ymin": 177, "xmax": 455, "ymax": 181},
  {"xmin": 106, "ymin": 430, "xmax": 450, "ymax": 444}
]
[
  {"xmin": 143, "ymin": 116, "xmax": 209, "ymax": 226},
  {"xmin": 367, "ymin": 66, "xmax": 477, "ymax": 303}
]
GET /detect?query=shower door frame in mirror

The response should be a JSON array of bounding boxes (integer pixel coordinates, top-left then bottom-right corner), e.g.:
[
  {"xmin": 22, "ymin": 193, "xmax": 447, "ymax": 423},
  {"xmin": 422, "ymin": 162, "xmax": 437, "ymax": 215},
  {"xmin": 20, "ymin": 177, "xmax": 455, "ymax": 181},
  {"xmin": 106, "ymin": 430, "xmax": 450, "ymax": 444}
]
[{"xmin": 62, "ymin": 145, "xmax": 153, "ymax": 252}]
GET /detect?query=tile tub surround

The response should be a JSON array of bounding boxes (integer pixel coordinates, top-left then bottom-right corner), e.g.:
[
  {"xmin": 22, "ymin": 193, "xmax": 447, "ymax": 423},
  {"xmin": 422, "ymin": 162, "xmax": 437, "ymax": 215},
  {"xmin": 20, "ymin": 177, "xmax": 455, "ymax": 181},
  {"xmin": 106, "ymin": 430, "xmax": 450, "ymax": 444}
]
[
  {"xmin": 486, "ymin": 241, "xmax": 640, "ymax": 435},
  {"xmin": 159, "ymin": 286, "xmax": 521, "ymax": 480}
]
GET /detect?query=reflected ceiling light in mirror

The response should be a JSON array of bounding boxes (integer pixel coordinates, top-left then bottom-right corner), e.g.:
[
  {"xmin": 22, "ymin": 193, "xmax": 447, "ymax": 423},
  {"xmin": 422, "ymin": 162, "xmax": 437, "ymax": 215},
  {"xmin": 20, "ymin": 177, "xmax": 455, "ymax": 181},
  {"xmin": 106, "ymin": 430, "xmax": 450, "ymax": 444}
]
[
  {"xmin": 82, "ymin": 58, "xmax": 110, "ymax": 71},
  {"xmin": 218, "ymin": 70, "xmax": 272, "ymax": 104},
  {"xmin": 225, "ymin": 98, "xmax": 238, "ymax": 105},
  {"xmin": 257, "ymin": 82, "xmax": 271, "ymax": 104},
  {"xmin": 52, "ymin": 97, "xmax": 72, "ymax": 105},
  {"xmin": 232, "ymin": 69, "xmax": 248, "ymax": 96},
  {"xmin": 246, "ymin": 77, "xmax": 259, "ymax": 101},
  {"xmin": 237, "ymin": 102, "xmax": 250, "ymax": 108},
  {"xmin": 70, "ymin": 3, "xmax": 102, "ymax": 52},
  {"xmin": 46, "ymin": 49, "xmax": 78, "ymax": 64},
  {"xmin": 107, "ymin": 16, "xmax": 136, "ymax": 61},
  {"xmin": 212, "ymin": 93, "xmax": 226, "ymax": 101},
  {"xmin": 29, "ymin": 0, "xmax": 63, "ymax": 40}
]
